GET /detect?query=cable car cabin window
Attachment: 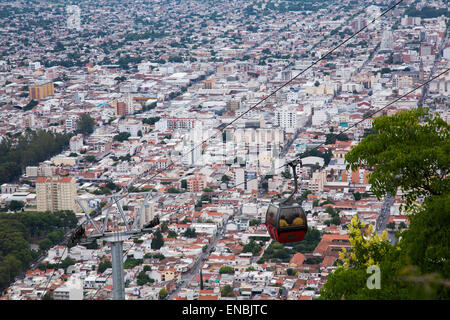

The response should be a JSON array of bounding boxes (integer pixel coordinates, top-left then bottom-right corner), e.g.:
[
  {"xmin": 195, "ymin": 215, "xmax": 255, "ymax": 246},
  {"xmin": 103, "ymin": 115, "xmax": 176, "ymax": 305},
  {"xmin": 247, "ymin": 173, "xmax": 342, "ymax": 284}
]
[
  {"xmin": 278, "ymin": 207, "xmax": 306, "ymax": 230},
  {"xmin": 266, "ymin": 205, "xmax": 278, "ymax": 227}
]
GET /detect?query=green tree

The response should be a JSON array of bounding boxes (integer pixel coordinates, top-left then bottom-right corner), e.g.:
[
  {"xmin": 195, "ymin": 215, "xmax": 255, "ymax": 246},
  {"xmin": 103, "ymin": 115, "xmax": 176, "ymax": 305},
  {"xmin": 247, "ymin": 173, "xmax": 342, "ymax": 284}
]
[
  {"xmin": 98, "ymin": 260, "xmax": 112, "ymax": 273},
  {"xmin": 160, "ymin": 221, "xmax": 169, "ymax": 233},
  {"xmin": 8, "ymin": 200, "xmax": 24, "ymax": 212},
  {"xmin": 221, "ymin": 284, "xmax": 235, "ymax": 297},
  {"xmin": 60, "ymin": 257, "xmax": 76, "ymax": 271},
  {"xmin": 84, "ymin": 155, "xmax": 97, "ymax": 163},
  {"xmin": 76, "ymin": 114, "xmax": 95, "ymax": 135},
  {"xmin": 241, "ymin": 239, "xmax": 262, "ymax": 256},
  {"xmin": 137, "ymin": 270, "xmax": 150, "ymax": 286},
  {"xmin": 286, "ymin": 268, "xmax": 298, "ymax": 276},
  {"xmin": 113, "ymin": 132, "xmax": 131, "ymax": 142},
  {"xmin": 159, "ymin": 288, "xmax": 168, "ymax": 299},
  {"xmin": 39, "ymin": 238, "xmax": 52, "ymax": 251},
  {"xmin": 400, "ymin": 194, "xmax": 449, "ymax": 278},
  {"xmin": 23, "ymin": 99, "xmax": 38, "ymax": 111},
  {"xmin": 167, "ymin": 230, "xmax": 178, "ymax": 238},
  {"xmin": 345, "ymin": 108, "xmax": 449, "ymax": 211},
  {"xmin": 322, "ymin": 109, "xmax": 450, "ymax": 299},
  {"xmin": 184, "ymin": 228, "xmax": 197, "ymax": 238},
  {"xmin": 219, "ymin": 266, "xmax": 235, "ymax": 274},
  {"xmin": 151, "ymin": 229, "xmax": 164, "ymax": 250},
  {"xmin": 124, "ymin": 258, "xmax": 143, "ymax": 269}
]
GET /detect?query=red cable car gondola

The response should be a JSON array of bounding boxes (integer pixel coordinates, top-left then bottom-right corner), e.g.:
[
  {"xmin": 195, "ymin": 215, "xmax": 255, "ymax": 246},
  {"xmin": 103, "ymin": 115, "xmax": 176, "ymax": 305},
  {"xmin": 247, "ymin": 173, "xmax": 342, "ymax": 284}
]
[{"xmin": 265, "ymin": 160, "xmax": 307, "ymax": 243}]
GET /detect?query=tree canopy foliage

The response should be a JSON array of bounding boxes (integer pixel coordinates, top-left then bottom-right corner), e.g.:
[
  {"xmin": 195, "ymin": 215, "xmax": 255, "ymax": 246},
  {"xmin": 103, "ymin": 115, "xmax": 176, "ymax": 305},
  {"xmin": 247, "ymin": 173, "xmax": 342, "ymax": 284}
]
[
  {"xmin": 0, "ymin": 210, "xmax": 77, "ymax": 291},
  {"xmin": 0, "ymin": 129, "xmax": 71, "ymax": 184},
  {"xmin": 345, "ymin": 108, "xmax": 449, "ymax": 211},
  {"xmin": 322, "ymin": 108, "xmax": 449, "ymax": 299},
  {"xmin": 151, "ymin": 229, "xmax": 164, "ymax": 250},
  {"xmin": 76, "ymin": 114, "xmax": 95, "ymax": 135}
]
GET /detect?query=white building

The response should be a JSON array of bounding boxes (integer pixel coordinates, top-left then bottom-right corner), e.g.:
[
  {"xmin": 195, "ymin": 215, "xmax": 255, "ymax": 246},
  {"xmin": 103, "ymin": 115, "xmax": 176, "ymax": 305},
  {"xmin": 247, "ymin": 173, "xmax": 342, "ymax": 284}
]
[
  {"xmin": 66, "ymin": 5, "xmax": 81, "ymax": 31},
  {"xmin": 69, "ymin": 134, "xmax": 84, "ymax": 152},
  {"xmin": 118, "ymin": 120, "xmax": 143, "ymax": 137},
  {"xmin": 190, "ymin": 223, "xmax": 218, "ymax": 235},
  {"xmin": 275, "ymin": 104, "xmax": 298, "ymax": 133},
  {"xmin": 312, "ymin": 109, "xmax": 328, "ymax": 126},
  {"xmin": 138, "ymin": 200, "xmax": 156, "ymax": 229},
  {"xmin": 53, "ymin": 275, "xmax": 83, "ymax": 300},
  {"xmin": 443, "ymin": 47, "xmax": 450, "ymax": 61},
  {"xmin": 65, "ymin": 116, "xmax": 79, "ymax": 132},
  {"xmin": 69, "ymin": 245, "xmax": 93, "ymax": 261},
  {"xmin": 380, "ymin": 29, "xmax": 393, "ymax": 53},
  {"xmin": 234, "ymin": 168, "xmax": 258, "ymax": 192}
]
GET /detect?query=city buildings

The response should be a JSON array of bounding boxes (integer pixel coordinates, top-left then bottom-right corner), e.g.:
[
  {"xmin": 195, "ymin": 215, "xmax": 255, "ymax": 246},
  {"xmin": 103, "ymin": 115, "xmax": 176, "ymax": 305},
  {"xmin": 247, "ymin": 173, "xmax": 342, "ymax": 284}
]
[
  {"xmin": 28, "ymin": 81, "xmax": 54, "ymax": 101},
  {"xmin": 1, "ymin": 0, "xmax": 448, "ymax": 301},
  {"xmin": 36, "ymin": 176, "xmax": 78, "ymax": 213}
]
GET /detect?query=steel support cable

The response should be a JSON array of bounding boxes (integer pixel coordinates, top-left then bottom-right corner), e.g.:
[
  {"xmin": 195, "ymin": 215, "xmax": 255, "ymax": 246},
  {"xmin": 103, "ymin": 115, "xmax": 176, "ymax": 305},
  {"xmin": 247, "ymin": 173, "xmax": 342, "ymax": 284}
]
[
  {"xmin": 105, "ymin": 0, "xmax": 406, "ymax": 204},
  {"xmin": 225, "ymin": 67, "xmax": 450, "ymax": 194},
  {"xmin": 40, "ymin": 245, "xmax": 68, "ymax": 300},
  {"xmin": 73, "ymin": 5, "xmax": 410, "ymax": 296},
  {"xmin": 89, "ymin": 67, "xmax": 450, "ymax": 300}
]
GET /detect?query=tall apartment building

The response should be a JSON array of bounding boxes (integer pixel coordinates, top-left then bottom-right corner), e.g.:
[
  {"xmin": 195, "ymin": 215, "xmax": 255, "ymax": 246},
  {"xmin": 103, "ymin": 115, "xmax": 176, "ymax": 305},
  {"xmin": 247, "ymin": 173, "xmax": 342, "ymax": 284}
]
[
  {"xmin": 226, "ymin": 98, "xmax": 241, "ymax": 113},
  {"xmin": 380, "ymin": 29, "xmax": 393, "ymax": 53},
  {"xmin": 29, "ymin": 81, "xmax": 54, "ymax": 100},
  {"xmin": 69, "ymin": 134, "xmax": 84, "ymax": 152},
  {"xmin": 36, "ymin": 176, "xmax": 78, "ymax": 213},
  {"xmin": 138, "ymin": 199, "xmax": 155, "ymax": 229},
  {"xmin": 114, "ymin": 94, "xmax": 134, "ymax": 116},
  {"xmin": 275, "ymin": 104, "xmax": 298, "ymax": 133},
  {"xmin": 66, "ymin": 5, "xmax": 81, "ymax": 31},
  {"xmin": 167, "ymin": 117, "xmax": 195, "ymax": 130},
  {"xmin": 116, "ymin": 101, "xmax": 127, "ymax": 116},
  {"xmin": 187, "ymin": 174, "xmax": 207, "ymax": 192},
  {"xmin": 234, "ymin": 168, "xmax": 258, "ymax": 192},
  {"xmin": 309, "ymin": 171, "xmax": 326, "ymax": 193}
]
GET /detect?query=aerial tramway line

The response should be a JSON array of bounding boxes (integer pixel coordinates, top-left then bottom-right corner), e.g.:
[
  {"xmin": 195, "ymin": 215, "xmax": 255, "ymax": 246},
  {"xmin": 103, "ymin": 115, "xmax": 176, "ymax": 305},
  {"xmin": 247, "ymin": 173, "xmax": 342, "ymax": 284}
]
[
  {"xmin": 64, "ymin": 0, "xmax": 416, "ymax": 250},
  {"xmin": 45, "ymin": 0, "xmax": 450, "ymax": 299}
]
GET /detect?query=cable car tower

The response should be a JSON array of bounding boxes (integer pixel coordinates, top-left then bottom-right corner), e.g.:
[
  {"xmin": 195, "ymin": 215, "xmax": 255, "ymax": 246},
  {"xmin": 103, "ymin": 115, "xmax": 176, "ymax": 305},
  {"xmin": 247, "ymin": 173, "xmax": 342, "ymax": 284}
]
[{"xmin": 70, "ymin": 191, "xmax": 159, "ymax": 300}]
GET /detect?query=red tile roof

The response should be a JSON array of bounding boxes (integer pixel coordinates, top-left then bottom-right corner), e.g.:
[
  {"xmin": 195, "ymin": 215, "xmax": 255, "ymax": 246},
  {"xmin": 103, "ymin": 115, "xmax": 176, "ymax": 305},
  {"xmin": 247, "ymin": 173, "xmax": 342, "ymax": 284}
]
[
  {"xmin": 290, "ymin": 253, "xmax": 305, "ymax": 266},
  {"xmin": 199, "ymin": 295, "xmax": 218, "ymax": 300}
]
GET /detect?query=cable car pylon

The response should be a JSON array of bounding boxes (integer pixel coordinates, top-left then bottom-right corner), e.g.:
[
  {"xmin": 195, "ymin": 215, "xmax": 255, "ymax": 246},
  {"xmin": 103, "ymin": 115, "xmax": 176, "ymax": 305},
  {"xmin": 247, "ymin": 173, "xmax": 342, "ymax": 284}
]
[{"xmin": 70, "ymin": 191, "xmax": 160, "ymax": 300}]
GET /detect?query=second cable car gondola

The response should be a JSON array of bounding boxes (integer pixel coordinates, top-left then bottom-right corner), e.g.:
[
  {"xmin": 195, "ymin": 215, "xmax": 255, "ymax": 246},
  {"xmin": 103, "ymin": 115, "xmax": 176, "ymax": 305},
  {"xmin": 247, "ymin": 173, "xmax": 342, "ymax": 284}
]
[{"xmin": 265, "ymin": 160, "xmax": 307, "ymax": 243}]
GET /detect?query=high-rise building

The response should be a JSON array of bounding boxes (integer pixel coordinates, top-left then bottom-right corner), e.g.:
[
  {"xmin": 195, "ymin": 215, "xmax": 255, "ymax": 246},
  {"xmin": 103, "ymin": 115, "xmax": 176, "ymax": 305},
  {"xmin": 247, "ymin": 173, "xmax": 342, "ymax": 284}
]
[
  {"xmin": 66, "ymin": 5, "xmax": 81, "ymax": 31},
  {"xmin": 234, "ymin": 168, "xmax": 258, "ymax": 192},
  {"xmin": 380, "ymin": 29, "xmax": 393, "ymax": 53},
  {"xmin": 182, "ymin": 140, "xmax": 202, "ymax": 166},
  {"xmin": 309, "ymin": 171, "xmax": 326, "ymax": 193},
  {"xmin": 116, "ymin": 101, "xmax": 126, "ymax": 116},
  {"xmin": 29, "ymin": 81, "xmax": 54, "ymax": 100},
  {"xmin": 36, "ymin": 176, "xmax": 78, "ymax": 213},
  {"xmin": 275, "ymin": 104, "xmax": 298, "ymax": 133},
  {"xmin": 138, "ymin": 200, "xmax": 155, "ymax": 229},
  {"xmin": 226, "ymin": 98, "xmax": 241, "ymax": 113},
  {"xmin": 203, "ymin": 77, "xmax": 215, "ymax": 89}
]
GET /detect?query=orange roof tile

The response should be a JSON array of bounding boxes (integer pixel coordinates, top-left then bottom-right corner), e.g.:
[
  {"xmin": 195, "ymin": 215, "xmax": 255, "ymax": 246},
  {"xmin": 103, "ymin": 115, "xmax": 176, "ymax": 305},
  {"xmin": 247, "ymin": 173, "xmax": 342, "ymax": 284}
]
[
  {"xmin": 290, "ymin": 253, "xmax": 305, "ymax": 266},
  {"xmin": 199, "ymin": 295, "xmax": 218, "ymax": 300}
]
